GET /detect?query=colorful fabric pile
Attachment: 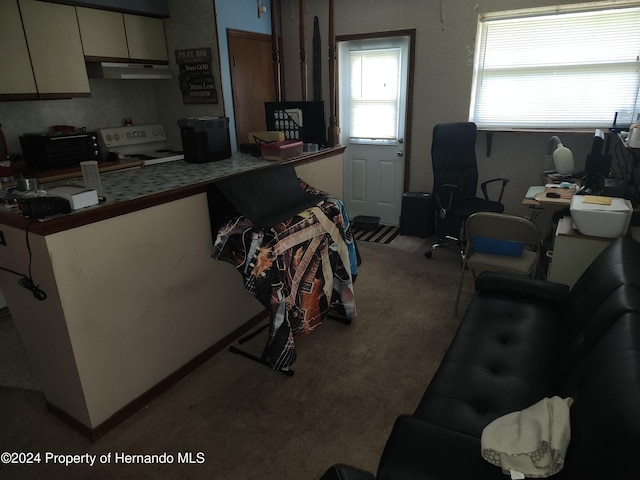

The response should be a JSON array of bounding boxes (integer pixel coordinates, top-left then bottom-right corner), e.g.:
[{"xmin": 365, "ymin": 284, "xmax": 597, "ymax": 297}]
[{"xmin": 212, "ymin": 182, "xmax": 357, "ymax": 370}]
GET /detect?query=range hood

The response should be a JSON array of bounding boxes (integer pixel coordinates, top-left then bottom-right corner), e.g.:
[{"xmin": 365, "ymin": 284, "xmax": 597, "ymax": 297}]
[{"xmin": 86, "ymin": 62, "xmax": 172, "ymax": 80}]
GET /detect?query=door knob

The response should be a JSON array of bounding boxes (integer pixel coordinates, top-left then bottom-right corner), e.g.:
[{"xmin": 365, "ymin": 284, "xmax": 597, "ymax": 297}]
[{"xmin": 397, "ymin": 151, "xmax": 404, "ymax": 157}]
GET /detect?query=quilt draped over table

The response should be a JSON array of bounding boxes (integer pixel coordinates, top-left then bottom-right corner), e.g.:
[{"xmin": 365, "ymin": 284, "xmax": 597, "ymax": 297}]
[{"xmin": 212, "ymin": 182, "xmax": 357, "ymax": 370}]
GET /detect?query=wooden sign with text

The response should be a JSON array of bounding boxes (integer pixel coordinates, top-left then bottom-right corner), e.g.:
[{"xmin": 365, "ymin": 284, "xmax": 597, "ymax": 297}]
[{"xmin": 175, "ymin": 47, "xmax": 218, "ymax": 104}]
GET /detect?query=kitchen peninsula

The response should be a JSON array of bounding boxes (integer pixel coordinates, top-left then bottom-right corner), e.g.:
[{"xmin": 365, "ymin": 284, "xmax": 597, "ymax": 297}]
[{"xmin": 0, "ymin": 147, "xmax": 345, "ymax": 438}]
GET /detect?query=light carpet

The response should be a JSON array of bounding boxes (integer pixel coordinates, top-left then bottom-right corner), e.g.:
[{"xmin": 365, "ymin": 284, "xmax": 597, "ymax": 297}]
[{"xmin": 0, "ymin": 235, "xmax": 473, "ymax": 480}]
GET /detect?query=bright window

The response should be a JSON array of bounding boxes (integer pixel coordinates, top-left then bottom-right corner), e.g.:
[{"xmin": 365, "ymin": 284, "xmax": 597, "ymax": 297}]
[
  {"xmin": 348, "ymin": 48, "xmax": 401, "ymax": 141},
  {"xmin": 470, "ymin": 3, "xmax": 640, "ymax": 129}
]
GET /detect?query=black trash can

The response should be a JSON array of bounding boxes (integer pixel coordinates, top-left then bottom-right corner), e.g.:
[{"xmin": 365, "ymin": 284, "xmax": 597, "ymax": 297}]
[{"xmin": 400, "ymin": 192, "xmax": 434, "ymax": 238}]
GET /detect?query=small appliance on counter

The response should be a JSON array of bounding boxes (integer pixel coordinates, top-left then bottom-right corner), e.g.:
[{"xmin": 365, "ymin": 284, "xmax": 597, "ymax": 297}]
[
  {"xmin": 19, "ymin": 129, "xmax": 101, "ymax": 170},
  {"xmin": 178, "ymin": 117, "xmax": 231, "ymax": 163},
  {"xmin": 17, "ymin": 196, "xmax": 71, "ymax": 219},
  {"xmin": 96, "ymin": 124, "xmax": 184, "ymax": 166}
]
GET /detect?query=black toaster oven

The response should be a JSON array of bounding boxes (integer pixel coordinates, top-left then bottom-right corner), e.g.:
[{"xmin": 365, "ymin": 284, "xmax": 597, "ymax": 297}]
[{"xmin": 19, "ymin": 130, "xmax": 101, "ymax": 169}]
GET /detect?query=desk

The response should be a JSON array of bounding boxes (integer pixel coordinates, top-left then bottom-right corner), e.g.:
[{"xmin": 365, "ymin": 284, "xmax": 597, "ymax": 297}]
[
  {"xmin": 522, "ymin": 185, "xmax": 574, "ymax": 209},
  {"xmin": 547, "ymin": 216, "xmax": 613, "ymax": 288}
]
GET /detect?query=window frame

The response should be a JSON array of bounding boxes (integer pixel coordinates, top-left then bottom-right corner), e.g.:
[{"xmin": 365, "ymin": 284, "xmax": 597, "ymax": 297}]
[
  {"xmin": 469, "ymin": 2, "xmax": 640, "ymax": 131},
  {"xmin": 338, "ymin": 37, "xmax": 409, "ymax": 145}
]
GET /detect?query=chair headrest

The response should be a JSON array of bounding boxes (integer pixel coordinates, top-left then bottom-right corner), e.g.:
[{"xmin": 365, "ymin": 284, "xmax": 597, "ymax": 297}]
[{"xmin": 432, "ymin": 122, "xmax": 477, "ymax": 149}]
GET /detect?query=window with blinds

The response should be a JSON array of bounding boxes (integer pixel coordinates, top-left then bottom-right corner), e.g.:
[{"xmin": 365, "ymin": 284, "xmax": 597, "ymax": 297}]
[
  {"xmin": 470, "ymin": 3, "xmax": 640, "ymax": 129},
  {"xmin": 349, "ymin": 48, "xmax": 401, "ymax": 142}
]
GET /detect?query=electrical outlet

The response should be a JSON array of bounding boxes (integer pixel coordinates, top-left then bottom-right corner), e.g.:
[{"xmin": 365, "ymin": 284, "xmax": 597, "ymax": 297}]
[{"xmin": 0, "ymin": 231, "xmax": 5, "ymax": 246}]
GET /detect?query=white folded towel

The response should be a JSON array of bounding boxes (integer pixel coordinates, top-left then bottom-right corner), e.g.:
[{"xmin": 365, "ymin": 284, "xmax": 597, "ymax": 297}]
[{"xmin": 481, "ymin": 396, "xmax": 573, "ymax": 478}]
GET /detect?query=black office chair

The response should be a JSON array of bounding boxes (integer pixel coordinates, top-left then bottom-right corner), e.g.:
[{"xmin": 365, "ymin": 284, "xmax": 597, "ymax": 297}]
[{"xmin": 425, "ymin": 122, "xmax": 509, "ymax": 259}]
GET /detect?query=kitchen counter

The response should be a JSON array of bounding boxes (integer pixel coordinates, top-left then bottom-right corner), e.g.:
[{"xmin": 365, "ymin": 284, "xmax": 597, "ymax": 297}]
[
  {"xmin": 0, "ymin": 146, "xmax": 345, "ymax": 438},
  {"xmin": 2, "ymin": 146, "xmax": 346, "ymax": 235}
]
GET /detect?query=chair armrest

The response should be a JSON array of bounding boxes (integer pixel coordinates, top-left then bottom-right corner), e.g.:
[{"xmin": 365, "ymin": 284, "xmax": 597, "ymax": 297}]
[
  {"xmin": 377, "ymin": 415, "xmax": 498, "ymax": 480},
  {"xmin": 475, "ymin": 271, "xmax": 569, "ymax": 303},
  {"xmin": 480, "ymin": 177, "xmax": 509, "ymax": 203},
  {"xmin": 433, "ymin": 184, "xmax": 459, "ymax": 212}
]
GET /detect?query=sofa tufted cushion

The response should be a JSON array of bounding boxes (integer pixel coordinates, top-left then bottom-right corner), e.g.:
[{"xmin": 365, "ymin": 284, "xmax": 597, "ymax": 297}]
[
  {"xmin": 557, "ymin": 312, "xmax": 640, "ymax": 479},
  {"xmin": 413, "ymin": 291, "xmax": 561, "ymax": 436},
  {"xmin": 317, "ymin": 236, "xmax": 640, "ymax": 480}
]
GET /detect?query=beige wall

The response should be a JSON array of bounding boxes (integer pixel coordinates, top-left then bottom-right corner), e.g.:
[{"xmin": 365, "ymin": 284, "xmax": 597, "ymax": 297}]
[
  {"xmin": 295, "ymin": 153, "xmax": 344, "ymax": 198},
  {"xmin": 0, "ymin": 194, "xmax": 263, "ymax": 427},
  {"xmin": 278, "ymin": 0, "xmax": 615, "ymax": 227}
]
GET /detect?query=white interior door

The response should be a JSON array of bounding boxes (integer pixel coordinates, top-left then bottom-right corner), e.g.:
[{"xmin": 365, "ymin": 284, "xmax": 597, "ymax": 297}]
[{"xmin": 339, "ymin": 35, "xmax": 410, "ymax": 226}]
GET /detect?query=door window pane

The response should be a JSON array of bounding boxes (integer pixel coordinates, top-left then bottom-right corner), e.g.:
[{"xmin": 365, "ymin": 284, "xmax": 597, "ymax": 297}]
[{"xmin": 349, "ymin": 48, "xmax": 401, "ymax": 140}]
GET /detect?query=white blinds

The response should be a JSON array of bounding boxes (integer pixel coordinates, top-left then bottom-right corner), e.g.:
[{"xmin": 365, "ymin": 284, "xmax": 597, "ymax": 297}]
[
  {"xmin": 349, "ymin": 48, "xmax": 401, "ymax": 141},
  {"xmin": 470, "ymin": 5, "xmax": 640, "ymax": 129}
]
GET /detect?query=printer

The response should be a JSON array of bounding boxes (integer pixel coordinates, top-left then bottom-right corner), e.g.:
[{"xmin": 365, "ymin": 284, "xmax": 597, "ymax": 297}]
[{"xmin": 570, "ymin": 195, "xmax": 632, "ymax": 238}]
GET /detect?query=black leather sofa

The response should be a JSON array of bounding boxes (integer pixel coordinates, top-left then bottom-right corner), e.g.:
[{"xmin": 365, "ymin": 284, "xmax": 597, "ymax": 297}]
[{"xmin": 321, "ymin": 235, "xmax": 640, "ymax": 479}]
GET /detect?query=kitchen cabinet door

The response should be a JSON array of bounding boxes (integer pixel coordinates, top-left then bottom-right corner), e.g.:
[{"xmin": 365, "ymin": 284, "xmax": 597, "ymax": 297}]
[
  {"xmin": 124, "ymin": 14, "xmax": 168, "ymax": 63},
  {"xmin": 77, "ymin": 6, "xmax": 129, "ymax": 61},
  {"xmin": 19, "ymin": 0, "xmax": 90, "ymax": 97},
  {"xmin": 0, "ymin": 0, "xmax": 37, "ymax": 99}
]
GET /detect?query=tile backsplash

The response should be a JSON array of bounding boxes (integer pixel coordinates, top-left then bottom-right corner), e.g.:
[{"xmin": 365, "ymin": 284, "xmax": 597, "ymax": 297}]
[{"xmin": 1, "ymin": 79, "xmax": 162, "ymax": 155}]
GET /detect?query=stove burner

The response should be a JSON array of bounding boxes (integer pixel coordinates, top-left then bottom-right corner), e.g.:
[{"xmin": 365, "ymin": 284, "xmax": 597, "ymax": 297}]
[{"xmin": 97, "ymin": 124, "xmax": 185, "ymax": 166}]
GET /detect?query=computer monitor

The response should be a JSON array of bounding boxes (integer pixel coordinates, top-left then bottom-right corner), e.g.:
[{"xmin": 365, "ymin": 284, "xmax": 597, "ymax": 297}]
[
  {"xmin": 578, "ymin": 129, "xmax": 612, "ymax": 195},
  {"xmin": 584, "ymin": 129, "xmax": 610, "ymax": 178}
]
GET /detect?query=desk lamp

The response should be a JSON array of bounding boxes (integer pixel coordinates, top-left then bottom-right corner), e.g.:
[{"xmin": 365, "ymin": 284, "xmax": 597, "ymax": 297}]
[{"xmin": 545, "ymin": 136, "xmax": 575, "ymax": 175}]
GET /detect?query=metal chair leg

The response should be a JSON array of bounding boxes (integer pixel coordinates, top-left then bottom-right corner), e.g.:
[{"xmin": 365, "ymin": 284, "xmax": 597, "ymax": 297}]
[
  {"xmin": 454, "ymin": 269, "xmax": 465, "ymax": 316},
  {"xmin": 425, "ymin": 235, "xmax": 459, "ymax": 258}
]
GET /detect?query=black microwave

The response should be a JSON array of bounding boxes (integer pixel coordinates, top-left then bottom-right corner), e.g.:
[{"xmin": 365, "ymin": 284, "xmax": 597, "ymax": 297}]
[{"xmin": 19, "ymin": 130, "xmax": 101, "ymax": 169}]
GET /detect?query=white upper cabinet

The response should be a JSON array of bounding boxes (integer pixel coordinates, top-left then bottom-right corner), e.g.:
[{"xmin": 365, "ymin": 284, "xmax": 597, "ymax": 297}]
[
  {"xmin": 77, "ymin": 8, "xmax": 168, "ymax": 63},
  {"xmin": 76, "ymin": 6, "xmax": 129, "ymax": 60},
  {"xmin": 19, "ymin": 0, "xmax": 90, "ymax": 96},
  {"xmin": 0, "ymin": 0, "xmax": 37, "ymax": 98},
  {"xmin": 124, "ymin": 14, "xmax": 168, "ymax": 63}
]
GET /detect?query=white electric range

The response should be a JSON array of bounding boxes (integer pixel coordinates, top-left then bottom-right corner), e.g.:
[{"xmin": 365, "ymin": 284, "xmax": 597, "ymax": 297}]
[{"xmin": 97, "ymin": 124, "xmax": 184, "ymax": 166}]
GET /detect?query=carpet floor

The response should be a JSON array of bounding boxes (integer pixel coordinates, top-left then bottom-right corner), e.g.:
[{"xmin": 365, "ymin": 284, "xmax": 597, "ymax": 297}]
[{"xmin": 0, "ymin": 234, "xmax": 472, "ymax": 480}]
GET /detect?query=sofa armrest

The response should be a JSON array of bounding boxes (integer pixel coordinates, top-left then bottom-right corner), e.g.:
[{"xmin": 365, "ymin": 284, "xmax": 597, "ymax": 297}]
[
  {"xmin": 475, "ymin": 272, "xmax": 569, "ymax": 304},
  {"xmin": 377, "ymin": 416, "xmax": 499, "ymax": 480}
]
